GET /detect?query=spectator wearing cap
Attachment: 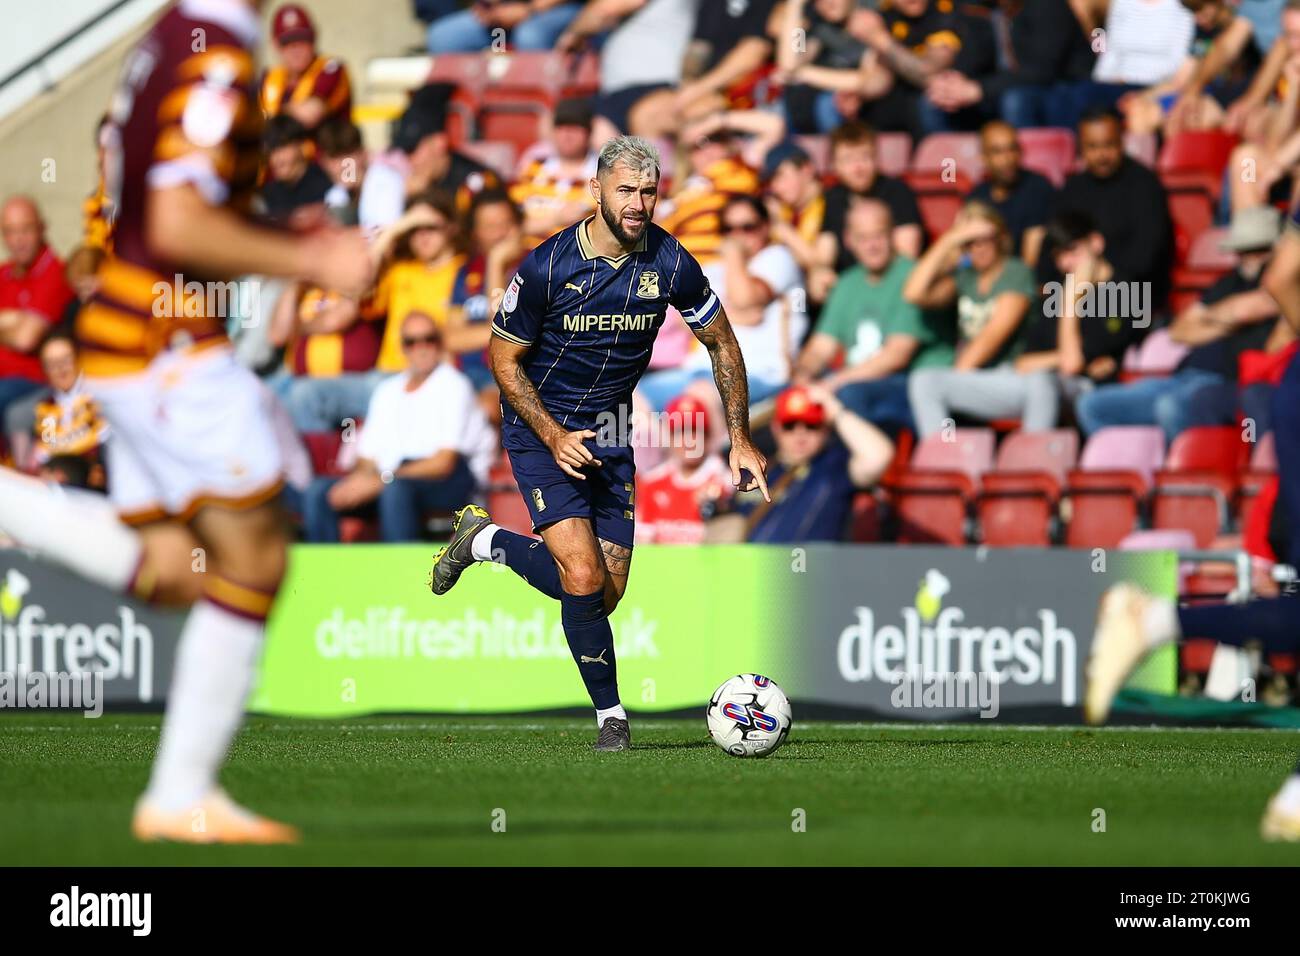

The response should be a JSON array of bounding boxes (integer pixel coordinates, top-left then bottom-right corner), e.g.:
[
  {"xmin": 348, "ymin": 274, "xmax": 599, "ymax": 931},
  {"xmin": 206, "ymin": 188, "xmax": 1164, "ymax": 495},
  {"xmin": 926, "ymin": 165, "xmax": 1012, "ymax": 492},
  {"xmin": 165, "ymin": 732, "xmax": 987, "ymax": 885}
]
[
  {"xmin": 563, "ymin": 0, "xmax": 695, "ymax": 137},
  {"xmin": 1075, "ymin": 205, "xmax": 1287, "ymax": 442},
  {"xmin": 425, "ymin": 0, "xmax": 585, "ymax": 55},
  {"xmin": 819, "ymin": 121, "xmax": 924, "ymax": 272},
  {"xmin": 635, "ymin": 395, "xmax": 733, "ymax": 544},
  {"xmin": 905, "ymin": 201, "xmax": 1045, "ymax": 437},
  {"xmin": 762, "ymin": 141, "xmax": 831, "ymax": 293},
  {"xmin": 314, "ymin": 118, "xmax": 370, "ymax": 226},
  {"xmin": 657, "ymin": 120, "xmax": 762, "ymax": 264},
  {"xmin": 260, "ymin": 114, "xmax": 334, "ymax": 228},
  {"xmin": 965, "ymin": 120, "xmax": 1056, "ymax": 269},
  {"xmin": 796, "ymin": 199, "xmax": 954, "ymax": 437},
  {"xmin": 642, "ymin": 194, "xmax": 807, "ymax": 410},
  {"xmin": 359, "ymin": 89, "xmax": 501, "ymax": 230},
  {"xmin": 0, "ymin": 196, "xmax": 74, "ymax": 443},
  {"xmin": 1046, "ymin": 107, "xmax": 1173, "ymax": 310},
  {"xmin": 260, "ymin": 4, "xmax": 352, "ymax": 131},
  {"xmin": 723, "ymin": 383, "xmax": 893, "ymax": 544},
  {"xmin": 509, "ymin": 98, "xmax": 598, "ymax": 242},
  {"xmin": 299, "ymin": 312, "xmax": 497, "ymax": 543}
]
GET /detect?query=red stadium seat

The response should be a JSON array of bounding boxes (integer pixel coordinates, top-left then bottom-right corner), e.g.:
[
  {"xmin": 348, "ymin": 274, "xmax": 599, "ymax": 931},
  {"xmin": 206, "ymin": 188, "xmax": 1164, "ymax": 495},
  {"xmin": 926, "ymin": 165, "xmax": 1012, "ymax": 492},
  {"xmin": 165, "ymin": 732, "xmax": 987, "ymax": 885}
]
[
  {"xmin": 887, "ymin": 429, "xmax": 993, "ymax": 545},
  {"xmin": 302, "ymin": 431, "xmax": 346, "ymax": 477},
  {"xmin": 1062, "ymin": 426, "xmax": 1165, "ymax": 548},
  {"xmin": 488, "ymin": 487, "xmax": 534, "ymax": 536},
  {"xmin": 1172, "ymin": 227, "xmax": 1235, "ymax": 304},
  {"xmin": 903, "ymin": 170, "xmax": 972, "ymax": 240},
  {"xmin": 1158, "ymin": 129, "xmax": 1238, "ymax": 180},
  {"xmin": 876, "ymin": 132, "xmax": 913, "ymax": 178},
  {"xmin": 848, "ymin": 490, "xmax": 883, "ymax": 542},
  {"xmin": 1165, "ymin": 182, "xmax": 1216, "ymax": 266},
  {"xmin": 1123, "ymin": 131, "xmax": 1158, "ymax": 169},
  {"xmin": 1018, "ymin": 128, "xmax": 1076, "ymax": 188},
  {"xmin": 793, "ymin": 135, "xmax": 830, "ymax": 175},
  {"xmin": 911, "ymin": 132, "xmax": 982, "ymax": 181},
  {"xmin": 1152, "ymin": 426, "xmax": 1247, "ymax": 546},
  {"xmin": 975, "ymin": 430, "xmax": 1079, "ymax": 547}
]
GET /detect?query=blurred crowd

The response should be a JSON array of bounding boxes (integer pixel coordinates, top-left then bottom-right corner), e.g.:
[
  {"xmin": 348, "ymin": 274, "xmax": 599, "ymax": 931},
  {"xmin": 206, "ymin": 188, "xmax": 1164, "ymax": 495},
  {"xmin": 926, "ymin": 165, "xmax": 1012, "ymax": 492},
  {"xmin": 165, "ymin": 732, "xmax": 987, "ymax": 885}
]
[{"xmin": 2, "ymin": 0, "xmax": 1298, "ymax": 548}]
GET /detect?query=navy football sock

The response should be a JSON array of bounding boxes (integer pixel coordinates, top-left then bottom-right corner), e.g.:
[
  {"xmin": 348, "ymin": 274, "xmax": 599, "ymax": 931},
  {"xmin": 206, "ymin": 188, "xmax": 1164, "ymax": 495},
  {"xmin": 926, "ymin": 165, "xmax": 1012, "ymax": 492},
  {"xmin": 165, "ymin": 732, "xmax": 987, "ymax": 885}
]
[
  {"xmin": 491, "ymin": 528, "xmax": 563, "ymax": 600},
  {"xmin": 560, "ymin": 590, "xmax": 620, "ymax": 710},
  {"xmin": 1177, "ymin": 596, "xmax": 1300, "ymax": 653}
]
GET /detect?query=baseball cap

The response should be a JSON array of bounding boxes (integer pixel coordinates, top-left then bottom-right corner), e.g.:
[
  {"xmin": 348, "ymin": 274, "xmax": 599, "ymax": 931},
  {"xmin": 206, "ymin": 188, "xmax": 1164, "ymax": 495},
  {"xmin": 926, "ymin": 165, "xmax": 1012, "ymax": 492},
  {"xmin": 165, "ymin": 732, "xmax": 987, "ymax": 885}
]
[
  {"xmin": 774, "ymin": 385, "xmax": 827, "ymax": 428},
  {"xmin": 761, "ymin": 140, "xmax": 811, "ymax": 182},
  {"xmin": 664, "ymin": 394, "xmax": 710, "ymax": 438},
  {"xmin": 273, "ymin": 4, "xmax": 316, "ymax": 45},
  {"xmin": 553, "ymin": 97, "xmax": 594, "ymax": 130}
]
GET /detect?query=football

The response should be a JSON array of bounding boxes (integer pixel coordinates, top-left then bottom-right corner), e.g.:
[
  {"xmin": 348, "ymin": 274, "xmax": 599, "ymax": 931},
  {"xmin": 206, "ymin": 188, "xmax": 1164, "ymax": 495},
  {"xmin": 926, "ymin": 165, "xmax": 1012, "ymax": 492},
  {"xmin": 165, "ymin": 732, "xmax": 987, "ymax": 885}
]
[{"xmin": 706, "ymin": 674, "xmax": 793, "ymax": 758}]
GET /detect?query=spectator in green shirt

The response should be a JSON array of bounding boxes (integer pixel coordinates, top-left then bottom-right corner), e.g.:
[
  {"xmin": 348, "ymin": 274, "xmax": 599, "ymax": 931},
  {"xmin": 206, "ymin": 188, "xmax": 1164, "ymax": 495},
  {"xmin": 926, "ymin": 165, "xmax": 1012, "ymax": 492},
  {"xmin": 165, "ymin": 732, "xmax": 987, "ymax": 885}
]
[
  {"xmin": 794, "ymin": 198, "xmax": 954, "ymax": 435},
  {"xmin": 904, "ymin": 201, "xmax": 1049, "ymax": 437}
]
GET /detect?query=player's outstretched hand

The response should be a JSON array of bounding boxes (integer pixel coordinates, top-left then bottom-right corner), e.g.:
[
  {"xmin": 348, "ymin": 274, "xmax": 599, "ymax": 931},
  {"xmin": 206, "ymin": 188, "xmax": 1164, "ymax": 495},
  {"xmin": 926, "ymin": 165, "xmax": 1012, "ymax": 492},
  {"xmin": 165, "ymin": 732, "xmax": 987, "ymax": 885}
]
[
  {"xmin": 730, "ymin": 439, "xmax": 769, "ymax": 502},
  {"xmin": 303, "ymin": 228, "xmax": 376, "ymax": 299},
  {"xmin": 548, "ymin": 429, "xmax": 603, "ymax": 480}
]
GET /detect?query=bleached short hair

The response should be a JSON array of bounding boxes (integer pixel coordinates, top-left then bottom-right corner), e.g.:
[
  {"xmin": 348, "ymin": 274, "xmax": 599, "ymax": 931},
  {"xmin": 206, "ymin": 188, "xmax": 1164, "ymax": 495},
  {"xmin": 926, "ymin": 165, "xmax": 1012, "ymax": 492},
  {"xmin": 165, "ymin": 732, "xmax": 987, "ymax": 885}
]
[{"xmin": 597, "ymin": 136, "xmax": 661, "ymax": 181}]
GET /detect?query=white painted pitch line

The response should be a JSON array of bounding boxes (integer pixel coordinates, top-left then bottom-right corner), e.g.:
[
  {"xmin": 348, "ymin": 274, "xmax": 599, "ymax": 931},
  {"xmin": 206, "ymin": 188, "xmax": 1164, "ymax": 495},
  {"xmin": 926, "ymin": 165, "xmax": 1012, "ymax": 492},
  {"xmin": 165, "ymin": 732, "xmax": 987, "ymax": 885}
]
[{"xmin": 1, "ymin": 721, "xmax": 1297, "ymax": 735}]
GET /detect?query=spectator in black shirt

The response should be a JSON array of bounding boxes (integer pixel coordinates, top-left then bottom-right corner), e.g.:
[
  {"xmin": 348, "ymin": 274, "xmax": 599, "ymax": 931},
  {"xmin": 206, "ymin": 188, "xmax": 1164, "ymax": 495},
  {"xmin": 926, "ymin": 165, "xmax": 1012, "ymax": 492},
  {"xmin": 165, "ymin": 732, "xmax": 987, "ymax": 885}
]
[
  {"xmin": 1016, "ymin": 211, "xmax": 1145, "ymax": 412},
  {"xmin": 1045, "ymin": 107, "xmax": 1173, "ymax": 312},
  {"xmin": 776, "ymin": 0, "xmax": 878, "ymax": 134},
  {"xmin": 820, "ymin": 121, "xmax": 924, "ymax": 273},
  {"xmin": 1075, "ymin": 206, "xmax": 1286, "ymax": 441},
  {"xmin": 966, "ymin": 119, "xmax": 1055, "ymax": 268},
  {"xmin": 260, "ymin": 115, "xmax": 333, "ymax": 228},
  {"xmin": 947, "ymin": 0, "xmax": 1098, "ymax": 129},
  {"xmin": 916, "ymin": 2, "xmax": 1000, "ymax": 133},
  {"xmin": 847, "ymin": 0, "xmax": 964, "ymax": 137}
]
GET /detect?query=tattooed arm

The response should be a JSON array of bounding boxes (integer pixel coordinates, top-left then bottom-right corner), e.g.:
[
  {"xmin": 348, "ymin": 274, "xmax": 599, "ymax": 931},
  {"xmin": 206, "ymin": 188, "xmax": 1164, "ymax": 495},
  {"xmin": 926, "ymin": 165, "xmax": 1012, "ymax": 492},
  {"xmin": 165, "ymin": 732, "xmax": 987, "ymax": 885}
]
[
  {"xmin": 693, "ymin": 307, "xmax": 770, "ymax": 501},
  {"xmin": 489, "ymin": 334, "xmax": 602, "ymax": 480}
]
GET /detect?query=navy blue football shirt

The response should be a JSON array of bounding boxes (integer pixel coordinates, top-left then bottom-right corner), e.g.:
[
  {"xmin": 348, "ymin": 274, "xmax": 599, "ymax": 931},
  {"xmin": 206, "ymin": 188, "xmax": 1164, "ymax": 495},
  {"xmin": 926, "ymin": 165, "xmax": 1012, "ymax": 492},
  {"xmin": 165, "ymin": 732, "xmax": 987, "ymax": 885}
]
[{"xmin": 492, "ymin": 217, "xmax": 720, "ymax": 448}]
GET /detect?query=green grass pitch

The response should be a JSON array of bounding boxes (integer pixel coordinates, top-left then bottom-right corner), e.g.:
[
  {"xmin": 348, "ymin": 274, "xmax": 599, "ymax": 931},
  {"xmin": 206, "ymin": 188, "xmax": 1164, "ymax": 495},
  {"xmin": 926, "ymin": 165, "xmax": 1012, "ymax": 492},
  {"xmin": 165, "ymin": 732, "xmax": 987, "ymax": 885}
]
[{"xmin": 3, "ymin": 714, "xmax": 1299, "ymax": 865}]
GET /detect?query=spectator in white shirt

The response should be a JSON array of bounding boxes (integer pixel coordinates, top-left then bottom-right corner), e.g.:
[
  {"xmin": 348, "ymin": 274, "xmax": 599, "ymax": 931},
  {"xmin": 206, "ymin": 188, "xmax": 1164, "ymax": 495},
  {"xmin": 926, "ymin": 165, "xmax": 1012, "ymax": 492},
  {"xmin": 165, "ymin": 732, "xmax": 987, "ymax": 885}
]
[
  {"xmin": 299, "ymin": 313, "xmax": 497, "ymax": 542},
  {"xmin": 638, "ymin": 194, "xmax": 807, "ymax": 410},
  {"xmin": 1088, "ymin": 0, "xmax": 1197, "ymax": 105}
]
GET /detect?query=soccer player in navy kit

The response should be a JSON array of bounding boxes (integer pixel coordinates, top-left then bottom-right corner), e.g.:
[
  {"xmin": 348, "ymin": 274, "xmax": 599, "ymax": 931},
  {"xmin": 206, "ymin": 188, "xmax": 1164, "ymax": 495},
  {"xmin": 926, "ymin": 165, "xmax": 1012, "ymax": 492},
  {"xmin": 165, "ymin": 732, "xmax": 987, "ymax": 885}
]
[
  {"xmin": 430, "ymin": 137, "xmax": 769, "ymax": 751},
  {"xmin": 1086, "ymin": 200, "xmax": 1300, "ymax": 841}
]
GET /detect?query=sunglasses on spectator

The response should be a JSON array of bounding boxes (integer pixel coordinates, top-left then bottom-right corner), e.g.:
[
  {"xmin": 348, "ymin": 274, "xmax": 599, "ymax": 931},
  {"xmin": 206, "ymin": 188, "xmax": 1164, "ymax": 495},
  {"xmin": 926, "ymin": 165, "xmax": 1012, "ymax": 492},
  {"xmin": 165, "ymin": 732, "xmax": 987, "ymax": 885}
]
[
  {"xmin": 412, "ymin": 222, "xmax": 447, "ymax": 234},
  {"xmin": 402, "ymin": 333, "xmax": 441, "ymax": 348},
  {"xmin": 779, "ymin": 420, "xmax": 825, "ymax": 433},
  {"xmin": 722, "ymin": 220, "xmax": 763, "ymax": 234}
]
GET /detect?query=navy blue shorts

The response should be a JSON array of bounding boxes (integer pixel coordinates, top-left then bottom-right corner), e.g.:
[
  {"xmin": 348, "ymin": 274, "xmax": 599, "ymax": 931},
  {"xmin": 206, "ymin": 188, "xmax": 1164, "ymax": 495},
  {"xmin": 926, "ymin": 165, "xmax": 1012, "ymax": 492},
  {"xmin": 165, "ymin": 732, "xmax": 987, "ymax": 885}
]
[{"xmin": 505, "ymin": 435, "xmax": 636, "ymax": 549}]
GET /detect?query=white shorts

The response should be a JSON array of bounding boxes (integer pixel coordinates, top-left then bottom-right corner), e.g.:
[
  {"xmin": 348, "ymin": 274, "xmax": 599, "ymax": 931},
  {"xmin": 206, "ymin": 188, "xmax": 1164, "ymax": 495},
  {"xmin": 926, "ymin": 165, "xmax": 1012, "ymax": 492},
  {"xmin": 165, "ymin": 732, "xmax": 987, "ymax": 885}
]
[{"xmin": 87, "ymin": 345, "xmax": 284, "ymax": 524}]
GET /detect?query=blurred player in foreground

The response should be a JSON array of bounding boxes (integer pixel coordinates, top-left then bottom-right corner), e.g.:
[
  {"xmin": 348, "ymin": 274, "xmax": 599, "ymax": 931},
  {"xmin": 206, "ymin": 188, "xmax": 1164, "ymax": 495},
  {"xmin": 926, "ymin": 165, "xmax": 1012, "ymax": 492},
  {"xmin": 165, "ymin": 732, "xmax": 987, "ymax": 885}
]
[
  {"xmin": 429, "ymin": 136, "xmax": 769, "ymax": 752},
  {"xmin": 1085, "ymin": 207, "xmax": 1300, "ymax": 842},
  {"xmin": 0, "ymin": 0, "xmax": 372, "ymax": 842}
]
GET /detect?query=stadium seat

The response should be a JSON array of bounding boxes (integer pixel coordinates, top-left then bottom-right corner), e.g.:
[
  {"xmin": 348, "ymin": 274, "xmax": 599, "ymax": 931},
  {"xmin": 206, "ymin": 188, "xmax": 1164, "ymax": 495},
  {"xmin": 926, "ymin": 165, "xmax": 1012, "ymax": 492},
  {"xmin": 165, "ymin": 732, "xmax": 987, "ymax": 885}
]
[
  {"xmin": 1165, "ymin": 180, "xmax": 1216, "ymax": 266},
  {"xmin": 1236, "ymin": 431, "xmax": 1277, "ymax": 529},
  {"xmin": 848, "ymin": 490, "xmax": 883, "ymax": 542},
  {"xmin": 903, "ymin": 171, "xmax": 972, "ymax": 240},
  {"xmin": 1171, "ymin": 227, "xmax": 1235, "ymax": 308},
  {"xmin": 1158, "ymin": 129, "xmax": 1238, "ymax": 181},
  {"xmin": 975, "ymin": 430, "xmax": 1078, "ymax": 547},
  {"xmin": 911, "ymin": 132, "xmax": 982, "ymax": 181},
  {"xmin": 1018, "ymin": 127, "xmax": 1076, "ymax": 187},
  {"xmin": 488, "ymin": 486, "xmax": 534, "ymax": 536},
  {"xmin": 793, "ymin": 135, "xmax": 830, "ymax": 175},
  {"xmin": 1062, "ymin": 426, "xmax": 1165, "ymax": 548},
  {"xmin": 1152, "ymin": 426, "xmax": 1247, "ymax": 546},
  {"xmin": 302, "ymin": 431, "xmax": 346, "ymax": 477},
  {"xmin": 876, "ymin": 132, "xmax": 913, "ymax": 178},
  {"xmin": 474, "ymin": 52, "xmax": 599, "ymax": 153},
  {"xmin": 887, "ymin": 429, "xmax": 994, "ymax": 545},
  {"xmin": 1119, "ymin": 326, "xmax": 1190, "ymax": 380},
  {"xmin": 1123, "ymin": 130, "xmax": 1158, "ymax": 169}
]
